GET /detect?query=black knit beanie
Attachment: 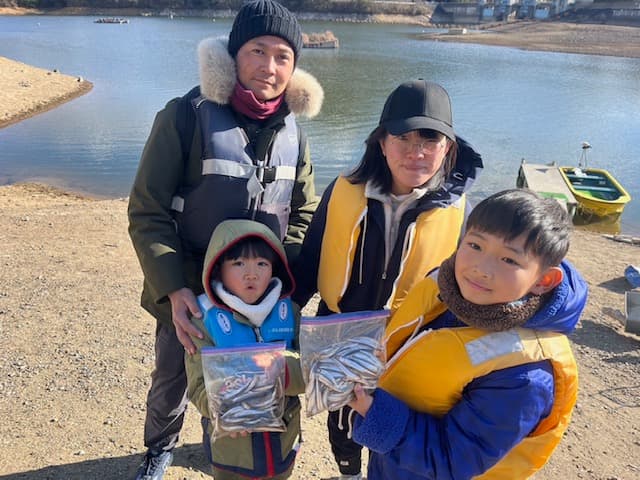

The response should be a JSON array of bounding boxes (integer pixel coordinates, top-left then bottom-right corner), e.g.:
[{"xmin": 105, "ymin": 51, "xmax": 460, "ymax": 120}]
[{"xmin": 228, "ymin": 0, "xmax": 303, "ymax": 62}]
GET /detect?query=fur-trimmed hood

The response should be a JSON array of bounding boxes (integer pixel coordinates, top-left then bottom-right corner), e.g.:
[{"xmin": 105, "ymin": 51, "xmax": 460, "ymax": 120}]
[{"xmin": 198, "ymin": 36, "xmax": 324, "ymax": 118}]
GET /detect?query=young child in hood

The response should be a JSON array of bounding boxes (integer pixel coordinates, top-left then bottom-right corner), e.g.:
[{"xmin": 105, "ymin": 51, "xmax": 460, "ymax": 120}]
[
  {"xmin": 348, "ymin": 188, "xmax": 588, "ymax": 480},
  {"xmin": 185, "ymin": 219, "xmax": 304, "ymax": 480}
]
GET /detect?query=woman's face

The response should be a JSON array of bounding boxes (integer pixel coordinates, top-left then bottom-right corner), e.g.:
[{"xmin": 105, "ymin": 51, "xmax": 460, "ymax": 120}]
[{"xmin": 379, "ymin": 130, "xmax": 451, "ymax": 195}]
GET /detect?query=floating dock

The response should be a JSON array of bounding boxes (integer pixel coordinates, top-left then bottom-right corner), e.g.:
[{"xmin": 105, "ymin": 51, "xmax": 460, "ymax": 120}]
[{"xmin": 516, "ymin": 161, "xmax": 577, "ymax": 217}]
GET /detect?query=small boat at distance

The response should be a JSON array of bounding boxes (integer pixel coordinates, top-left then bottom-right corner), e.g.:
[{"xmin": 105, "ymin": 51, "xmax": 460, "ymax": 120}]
[
  {"xmin": 302, "ymin": 31, "xmax": 339, "ymax": 49},
  {"xmin": 94, "ymin": 18, "xmax": 129, "ymax": 24},
  {"xmin": 558, "ymin": 142, "xmax": 631, "ymax": 219}
]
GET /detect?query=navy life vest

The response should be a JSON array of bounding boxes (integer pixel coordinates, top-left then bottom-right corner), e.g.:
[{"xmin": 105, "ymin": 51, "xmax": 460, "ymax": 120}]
[{"xmin": 172, "ymin": 98, "xmax": 300, "ymax": 257}]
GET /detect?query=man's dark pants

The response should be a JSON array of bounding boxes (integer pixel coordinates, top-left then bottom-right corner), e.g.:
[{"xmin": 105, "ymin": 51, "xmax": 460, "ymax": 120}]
[{"xmin": 144, "ymin": 322, "xmax": 189, "ymax": 452}]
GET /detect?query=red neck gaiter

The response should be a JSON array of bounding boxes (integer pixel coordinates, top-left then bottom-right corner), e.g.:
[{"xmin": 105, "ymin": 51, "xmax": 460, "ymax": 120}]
[{"xmin": 230, "ymin": 83, "xmax": 284, "ymax": 120}]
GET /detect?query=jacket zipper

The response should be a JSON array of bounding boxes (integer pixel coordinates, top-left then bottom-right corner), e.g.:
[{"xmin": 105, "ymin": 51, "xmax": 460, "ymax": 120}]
[
  {"xmin": 373, "ymin": 270, "xmax": 387, "ymax": 308},
  {"xmin": 264, "ymin": 431, "xmax": 276, "ymax": 476},
  {"xmin": 253, "ymin": 327, "xmax": 264, "ymax": 343}
]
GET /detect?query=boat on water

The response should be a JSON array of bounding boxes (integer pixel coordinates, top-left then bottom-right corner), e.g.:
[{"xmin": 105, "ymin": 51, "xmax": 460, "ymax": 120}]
[
  {"xmin": 94, "ymin": 18, "xmax": 129, "ymax": 24},
  {"xmin": 302, "ymin": 31, "xmax": 339, "ymax": 49},
  {"xmin": 303, "ymin": 39, "xmax": 339, "ymax": 49},
  {"xmin": 559, "ymin": 166, "xmax": 631, "ymax": 217},
  {"xmin": 557, "ymin": 142, "xmax": 631, "ymax": 219}
]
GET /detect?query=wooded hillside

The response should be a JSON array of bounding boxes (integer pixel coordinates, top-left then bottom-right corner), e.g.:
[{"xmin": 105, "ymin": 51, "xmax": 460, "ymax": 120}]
[{"xmin": 0, "ymin": 0, "xmax": 433, "ymax": 15}]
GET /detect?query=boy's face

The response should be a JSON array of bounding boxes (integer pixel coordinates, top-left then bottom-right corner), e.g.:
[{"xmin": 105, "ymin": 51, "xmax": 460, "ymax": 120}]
[
  {"xmin": 220, "ymin": 255, "xmax": 273, "ymax": 305},
  {"xmin": 454, "ymin": 229, "xmax": 554, "ymax": 305}
]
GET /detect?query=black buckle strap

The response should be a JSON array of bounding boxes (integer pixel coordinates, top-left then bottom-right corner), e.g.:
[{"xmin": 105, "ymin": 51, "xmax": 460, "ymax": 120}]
[{"xmin": 261, "ymin": 166, "xmax": 277, "ymax": 184}]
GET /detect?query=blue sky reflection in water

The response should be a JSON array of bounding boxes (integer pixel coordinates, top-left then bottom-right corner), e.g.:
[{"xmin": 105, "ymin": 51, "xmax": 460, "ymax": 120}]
[{"xmin": 0, "ymin": 16, "xmax": 639, "ymax": 234}]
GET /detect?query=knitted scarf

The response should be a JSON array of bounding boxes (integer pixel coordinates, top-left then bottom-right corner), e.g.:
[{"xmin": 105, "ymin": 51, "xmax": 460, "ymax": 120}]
[
  {"xmin": 230, "ymin": 82, "xmax": 284, "ymax": 120},
  {"xmin": 437, "ymin": 255, "xmax": 550, "ymax": 331}
]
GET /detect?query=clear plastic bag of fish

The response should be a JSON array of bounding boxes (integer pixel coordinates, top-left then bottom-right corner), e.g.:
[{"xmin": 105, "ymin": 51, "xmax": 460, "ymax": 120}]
[
  {"xmin": 300, "ymin": 310, "xmax": 388, "ymax": 417},
  {"xmin": 201, "ymin": 341, "xmax": 287, "ymax": 440}
]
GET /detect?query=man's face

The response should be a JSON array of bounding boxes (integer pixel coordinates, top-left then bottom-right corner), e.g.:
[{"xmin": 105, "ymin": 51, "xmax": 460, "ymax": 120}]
[{"xmin": 236, "ymin": 35, "xmax": 295, "ymax": 101}]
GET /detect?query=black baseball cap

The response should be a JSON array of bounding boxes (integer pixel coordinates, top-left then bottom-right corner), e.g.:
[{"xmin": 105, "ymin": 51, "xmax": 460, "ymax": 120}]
[{"xmin": 379, "ymin": 79, "xmax": 455, "ymax": 140}]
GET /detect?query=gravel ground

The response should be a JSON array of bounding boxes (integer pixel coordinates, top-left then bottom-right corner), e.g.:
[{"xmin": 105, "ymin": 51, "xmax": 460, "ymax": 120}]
[{"xmin": 0, "ymin": 183, "xmax": 638, "ymax": 479}]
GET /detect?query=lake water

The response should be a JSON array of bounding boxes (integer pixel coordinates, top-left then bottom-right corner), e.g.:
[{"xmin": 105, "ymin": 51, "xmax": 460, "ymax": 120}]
[{"xmin": 1, "ymin": 15, "xmax": 639, "ymax": 234}]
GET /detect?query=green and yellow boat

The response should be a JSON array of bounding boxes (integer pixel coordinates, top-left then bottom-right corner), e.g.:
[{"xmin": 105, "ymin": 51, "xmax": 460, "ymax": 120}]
[
  {"xmin": 558, "ymin": 142, "xmax": 631, "ymax": 219},
  {"xmin": 558, "ymin": 166, "xmax": 631, "ymax": 218}
]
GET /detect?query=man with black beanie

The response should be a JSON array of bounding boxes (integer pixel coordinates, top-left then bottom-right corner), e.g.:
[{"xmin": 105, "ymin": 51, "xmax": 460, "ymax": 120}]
[{"xmin": 128, "ymin": 2, "xmax": 323, "ymax": 478}]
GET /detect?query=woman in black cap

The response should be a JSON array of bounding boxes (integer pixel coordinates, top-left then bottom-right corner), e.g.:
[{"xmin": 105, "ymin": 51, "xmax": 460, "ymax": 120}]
[
  {"xmin": 128, "ymin": 1, "xmax": 323, "ymax": 479},
  {"xmin": 292, "ymin": 79, "xmax": 483, "ymax": 479}
]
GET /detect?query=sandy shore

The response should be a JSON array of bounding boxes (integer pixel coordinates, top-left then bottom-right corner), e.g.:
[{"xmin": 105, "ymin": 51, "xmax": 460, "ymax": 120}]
[
  {"xmin": 0, "ymin": 182, "xmax": 638, "ymax": 479},
  {"xmin": 0, "ymin": 55, "xmax": 93, "ymax": 129},
  {"xmin": 421, "ymin": 21, "xmax": 640, "ymax": 59}
]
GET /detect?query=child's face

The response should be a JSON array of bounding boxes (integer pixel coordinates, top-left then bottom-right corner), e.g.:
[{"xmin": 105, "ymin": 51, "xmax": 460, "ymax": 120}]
[
  {"xmin": 220, "ymin": 255, "xmax": 273, "ymax": 305},
  {"xmin": 454, "ymin": 229, "xmax": 549, "ymax": 305}
]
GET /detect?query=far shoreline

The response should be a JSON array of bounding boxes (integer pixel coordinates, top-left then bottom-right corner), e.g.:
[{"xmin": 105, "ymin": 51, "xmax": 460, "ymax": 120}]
[
  {"xmin": 2, "ymin": 6, "xmax": 640, "ymax": 59},
  {"xmin": 419, "ymin": 20, "xmax": 640, "ymax": 59},
  {"xmin": 1, "ymin": 6, "xmax": 430, "ymax": 24}
]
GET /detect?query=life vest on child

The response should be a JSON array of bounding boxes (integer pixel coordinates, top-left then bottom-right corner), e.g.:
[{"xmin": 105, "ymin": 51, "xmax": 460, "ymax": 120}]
[
  {"xmin": 380, "ymin": 277, "xmax": 578, "ymax": 479},
  {"xmin": 197, "ymin": 293, "xmax": 296, "ymax": 348},
  {"xmin": 317, "ymin": 176, "xmax": 466, "ymax": 313},
  {"xmin": 171, "ymin": 100, "xmax": 300, "ymax": 256}
]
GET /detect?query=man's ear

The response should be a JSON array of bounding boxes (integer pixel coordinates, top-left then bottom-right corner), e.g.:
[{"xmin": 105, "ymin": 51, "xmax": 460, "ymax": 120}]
[{"xmin": 530, "ymin": 266, "xmax": 563, "ymax": 295}]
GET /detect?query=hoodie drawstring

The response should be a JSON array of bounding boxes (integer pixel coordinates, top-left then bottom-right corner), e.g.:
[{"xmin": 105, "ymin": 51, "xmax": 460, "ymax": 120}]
[
  {"xmin": 358, "ymin": 214, "xmax": 368, "ymax": 285},
  {"xmin": 337, "ymin": 406, "xmax": 357, "ymax": 440}
]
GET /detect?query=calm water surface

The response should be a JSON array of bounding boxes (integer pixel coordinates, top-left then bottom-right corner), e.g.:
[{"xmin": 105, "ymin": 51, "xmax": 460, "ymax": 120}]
[{"xmin": 1, "ymin": 16, "xmax": 639, "ymax": 234}]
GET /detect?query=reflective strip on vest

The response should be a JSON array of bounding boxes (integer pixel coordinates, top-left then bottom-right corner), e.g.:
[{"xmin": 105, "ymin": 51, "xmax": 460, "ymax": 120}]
[
  {"xmin": 201, "ymin": 159, "xmax": 296, "ymax": 181},
  {"xmin": 198, "ymin": 293, "xmax": 213, "ymax": 312},
  {"xmin": 467, "ymin": 330, "xmax": 524, "ymax": 366},
  {"xmin": 202, "ymin": 158, "xmax": 256, "ymax": 177},
  {"xmin": 171, "ymin": 163, "xmax": 297, "ymax": 213},
  {"xmin": 171, "ymin": 196, "xmax": 185, "ymax": 213}
]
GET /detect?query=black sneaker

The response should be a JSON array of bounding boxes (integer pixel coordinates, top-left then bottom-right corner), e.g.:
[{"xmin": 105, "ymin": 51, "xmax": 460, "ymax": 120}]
[{"xmin": 134, "ymin": 449, "xmax": 173, "ymax": 480}]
